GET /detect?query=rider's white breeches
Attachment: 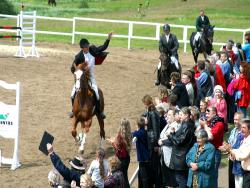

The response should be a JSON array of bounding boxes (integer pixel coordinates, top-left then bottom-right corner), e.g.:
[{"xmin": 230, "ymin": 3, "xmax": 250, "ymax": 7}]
[
  {"xmin": 157, "ymin": 61, "xmax": 161, "ymax": 70},
  {"xmin": 158, "ymin": 56, "xmax": 179, "ymax": 70},
  {"xmin": 89, "ymin": 76, "xmax": 99, "ymax": 100},
  {"xmin": 194, "ymin": 32, "xmax": 202, "ymax": 41}
]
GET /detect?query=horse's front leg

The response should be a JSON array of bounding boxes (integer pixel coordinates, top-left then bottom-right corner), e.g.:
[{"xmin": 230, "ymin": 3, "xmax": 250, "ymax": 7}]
[
  {"xmin": 203, "ymin": 52, "xmax": 209, "ymax": 60},
  {"xmin": 96, "ymin": 115, "xmax": 105, "ymax": 139},
  {"xmin": 71, "ymin": 116, "xmax": 78, "ymax": 141},
  {"xmin": 78, "ymin": 119, "xmax": 92, "ymax": 153}
]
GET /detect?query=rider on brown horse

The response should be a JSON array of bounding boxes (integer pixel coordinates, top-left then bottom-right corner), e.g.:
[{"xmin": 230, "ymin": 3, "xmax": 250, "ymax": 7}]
[{"xmin": 70, "ymin": 32, "xmax": 113, "ymax": 119}]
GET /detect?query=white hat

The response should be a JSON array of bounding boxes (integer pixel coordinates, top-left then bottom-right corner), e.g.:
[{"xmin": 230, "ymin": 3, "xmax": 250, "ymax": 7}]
[{"xmin": 214, "ymin": 85, "xmax": 223, "ymax": 94}]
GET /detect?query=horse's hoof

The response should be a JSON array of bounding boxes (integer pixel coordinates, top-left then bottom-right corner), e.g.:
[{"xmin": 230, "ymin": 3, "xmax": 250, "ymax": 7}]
[
  {"xmin": 78, "ymin": 149, "xmax": 84, "ymax": 155},
  {"xmin": 154, "ymin": 80, "xmax": 160, "ymax": 86},
  {"xmin": 79, "ymin": 145, "xmax": 85, "ymax": 154},
  {"xmin": 68, "ymin": 111, "xmax": 74, "ymax": 118},
  {"xmin": 99, "ymin": 112, "xmax": 106, "ymax": 119}
]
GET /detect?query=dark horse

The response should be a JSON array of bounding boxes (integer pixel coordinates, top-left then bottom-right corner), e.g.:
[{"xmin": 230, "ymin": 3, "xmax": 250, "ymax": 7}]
[
  {"xmin": 71, "ymin": 70, "xmax": 105, "ymax": 153},
  {"xmin": 159, "ymin": 53, "xmax": 182, "ymax": 89},
  {"xmin": 48, "ymin": 0, "xmax": 56, "ymax": 7},
  {"xmin": 190, "ymin": 25, "xmax": 215, "ymax": 63}
]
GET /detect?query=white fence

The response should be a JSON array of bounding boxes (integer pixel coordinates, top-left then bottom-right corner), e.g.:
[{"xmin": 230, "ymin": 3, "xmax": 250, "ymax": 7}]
[{"xmin": 0, "ymin": 13, "xmax": 249, "ymax": 52}]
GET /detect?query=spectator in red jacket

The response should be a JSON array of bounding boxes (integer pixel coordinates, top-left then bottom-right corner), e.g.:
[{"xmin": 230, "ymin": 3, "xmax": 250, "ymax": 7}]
[
  {"xmin": 209, "ymin": 54, "xmax": 227, "ymax": 92},
  {"xmin": 199, "ymin": 106, "xmax": 224, "ymax": 188},
  {"xmin": 233, "ymin": 61, "xmax": 250, "ymax": 117}
]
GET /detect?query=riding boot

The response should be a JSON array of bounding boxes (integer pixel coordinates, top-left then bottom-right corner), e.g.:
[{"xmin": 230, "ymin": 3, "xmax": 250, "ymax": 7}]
[
  {"xmin": 154, "ymin": 69, "xmax": 161, "ymax": 86},
  {"xmin": 95, "ymin": 99, "xmax": 106, "ymax": 119}
]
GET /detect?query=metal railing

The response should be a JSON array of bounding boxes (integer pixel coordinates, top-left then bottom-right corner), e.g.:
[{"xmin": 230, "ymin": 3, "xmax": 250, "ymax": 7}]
[{"xmin": 0, "ymin": 13, "xmax": 249, "ymax": 52}]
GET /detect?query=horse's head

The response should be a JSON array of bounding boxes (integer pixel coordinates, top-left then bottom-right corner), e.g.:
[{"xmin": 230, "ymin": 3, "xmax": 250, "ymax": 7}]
[
  {"xmin": 203, "ymin": 25, "xmax": 214, "ymax": 44},
  {"xmin": 80, "ymin": 70, "xmax": 91, "ymax": 93},
  {"xmin": 159, "ymin": 53, "xmax": 171, "ymax": 69}
]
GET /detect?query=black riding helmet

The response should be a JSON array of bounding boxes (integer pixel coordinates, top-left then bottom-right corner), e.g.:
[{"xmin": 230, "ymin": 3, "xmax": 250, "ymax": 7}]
[
  {"xmin": 74, "ymin": 52, "xmax": 85, "ymax": 66},
  {"xmin": 163, "ymin": 24, "xmax": 170, "ymax": 31},
  {"xmin": 79, "ymin": 38, "xmax": 90, "ymax": 48}
]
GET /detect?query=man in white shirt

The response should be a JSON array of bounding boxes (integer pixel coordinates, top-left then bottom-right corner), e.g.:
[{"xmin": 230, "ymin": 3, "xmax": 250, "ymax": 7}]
[{"xmin": 229, "ymin": 119, "xmax": 250, "ymax": 188}]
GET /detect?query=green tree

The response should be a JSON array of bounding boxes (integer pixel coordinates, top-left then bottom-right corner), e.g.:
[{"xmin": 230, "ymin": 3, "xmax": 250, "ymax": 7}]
[
  {"xmin": 0, "ymin": 0, "xmax": 16, "ymax": 15},
  {"xmin": 79, "ymin": 0, "xmax": 89, "ymax": 8}
]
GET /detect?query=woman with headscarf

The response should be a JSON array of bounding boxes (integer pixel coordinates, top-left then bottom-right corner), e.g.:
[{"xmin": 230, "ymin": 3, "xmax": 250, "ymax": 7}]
[
  {"xmin": 186, "ymin": 129, "xmax": 216, "ymax": 188},
  {"xmin": 209, "ymin": 85, "xmax": 227, "ymax": 124}
]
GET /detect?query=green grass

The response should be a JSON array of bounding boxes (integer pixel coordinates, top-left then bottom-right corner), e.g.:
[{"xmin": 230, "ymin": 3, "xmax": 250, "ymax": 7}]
[{"xmin": 1, "ymin": 0, "xmax": 249, "ymax": 49}]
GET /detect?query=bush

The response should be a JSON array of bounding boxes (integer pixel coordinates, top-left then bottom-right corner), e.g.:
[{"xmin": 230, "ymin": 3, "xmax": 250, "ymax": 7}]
[
  {"xmin": 79, "ymin": 0, "xmax": 89, "ymax": 8},
  {"xmin": 0, "ymin": 0, "xmax": 17, "ymax": 15}
]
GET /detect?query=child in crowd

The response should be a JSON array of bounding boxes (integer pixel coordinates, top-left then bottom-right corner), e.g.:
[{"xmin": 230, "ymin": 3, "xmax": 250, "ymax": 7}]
[
  {"xmin": 107, "ymin": 118, "xmax": 132, "ymax": 188},
  {"xmin": 132, "ymin": 116, "xmax": 151, "ymax": 188},
  {"xmin": 104, "ymin": 156, "xmax": 125, "ymax": 188},
  {"xmin": 87, "ymin": 148, "xmax": 109, "ymax": 188},
  {"xmin": 189, "ymin": 106, "xmax": 200, "ymax": 128},
  {"xmin": 80, "ymin": 174, "xmax": 95, "ymax": 188},
  {"xmin": 48, "ymin": 169, "xmax": 63, "ymax": 188},
  {"xmin": 155, "ymin": 85, "xmax": 169, "ymax": 105}
]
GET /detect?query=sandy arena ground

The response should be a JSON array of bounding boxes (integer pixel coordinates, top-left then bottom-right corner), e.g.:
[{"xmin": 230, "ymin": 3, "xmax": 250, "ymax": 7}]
[{"xmin": 0, "ymin": 41, "xmax": 227, "ymax": 187}]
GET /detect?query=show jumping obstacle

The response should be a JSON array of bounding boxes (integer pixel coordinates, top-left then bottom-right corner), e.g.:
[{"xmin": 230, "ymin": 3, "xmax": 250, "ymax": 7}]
[
  {"xmin": 0, "ymin": 26, "xmax": 21, "ymax": 39},
  {"xmin": 0, "ymin": 35, "xmax": 21, "ymax": 39},
  {"xmin": 0, "ymin": 26, "xmax": 21, "ymax": 30},
  {"xmin": 16, "ymin": 11, "xmax": 39, "ymax": 57},
  {"xmin": 0, "ymin": 11, "xmax": 39, "ymax": 58},
  {"xmin": 0, "ymin": 80, "xmax": 21, "ymax": 170}
]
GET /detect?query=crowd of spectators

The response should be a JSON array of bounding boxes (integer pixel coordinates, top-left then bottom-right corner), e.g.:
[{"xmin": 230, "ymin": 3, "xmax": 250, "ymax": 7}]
[
  {"xmin": 130, "ymin": 34, "xmax": 250, "ymax": 188},
  {"xmin": 46, "ymin": 31, "xmax": 250, "ymax": 188}
]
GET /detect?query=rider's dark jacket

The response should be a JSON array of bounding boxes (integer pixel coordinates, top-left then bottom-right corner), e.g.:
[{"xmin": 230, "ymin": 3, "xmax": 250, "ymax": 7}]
[
  {"xmin": 159, "ymin": 33, "xmax": 179, "ymax": 59},
  {"xmin": 71, "ymin": 39, "xmax": 110, "ymax": 73},
  {"xmin": 196, "ymin": 15, "xmax": 210, "ymax": 32}
]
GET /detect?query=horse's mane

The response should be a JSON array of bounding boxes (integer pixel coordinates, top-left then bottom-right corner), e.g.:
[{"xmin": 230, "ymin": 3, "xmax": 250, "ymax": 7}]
[{"xmin": 79, "ymin": 70, "xmax": 91, "ymax": 107}]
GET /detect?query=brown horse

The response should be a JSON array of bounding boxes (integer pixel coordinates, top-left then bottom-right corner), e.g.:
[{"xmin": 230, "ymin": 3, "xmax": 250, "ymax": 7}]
[{"xmin": 71, "ymin": 69, "xmax": 105, "ymax": 153}]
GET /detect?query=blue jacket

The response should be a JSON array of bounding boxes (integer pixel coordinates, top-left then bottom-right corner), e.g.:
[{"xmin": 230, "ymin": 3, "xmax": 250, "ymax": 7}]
[
  {"xmin": 132, "ymin": 128, "xmax": 150, "ymax": 162},
  {"xmin": 232, "ymin": 133, "xmax": 244, "ymax": 176},
  {"xmin": 197, "ymin": 70, "xmax": 213, "ymax": 98},
  {"xmin": 242, "ymin": 43, "xmax": 250, "ymax": 62},
  {"xmin": 186, "ymin": 142, "xmax": 215, "ymax": 188},
  {"xmin": 50, "ymin": 152, "xmax": 83, "ymax": 186}
]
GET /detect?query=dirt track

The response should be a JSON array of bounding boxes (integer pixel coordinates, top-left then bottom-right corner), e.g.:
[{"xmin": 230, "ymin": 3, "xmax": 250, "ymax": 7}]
[{"xmin": 0, "ymin": 42, "xmax": 227, "ymax": 187}]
